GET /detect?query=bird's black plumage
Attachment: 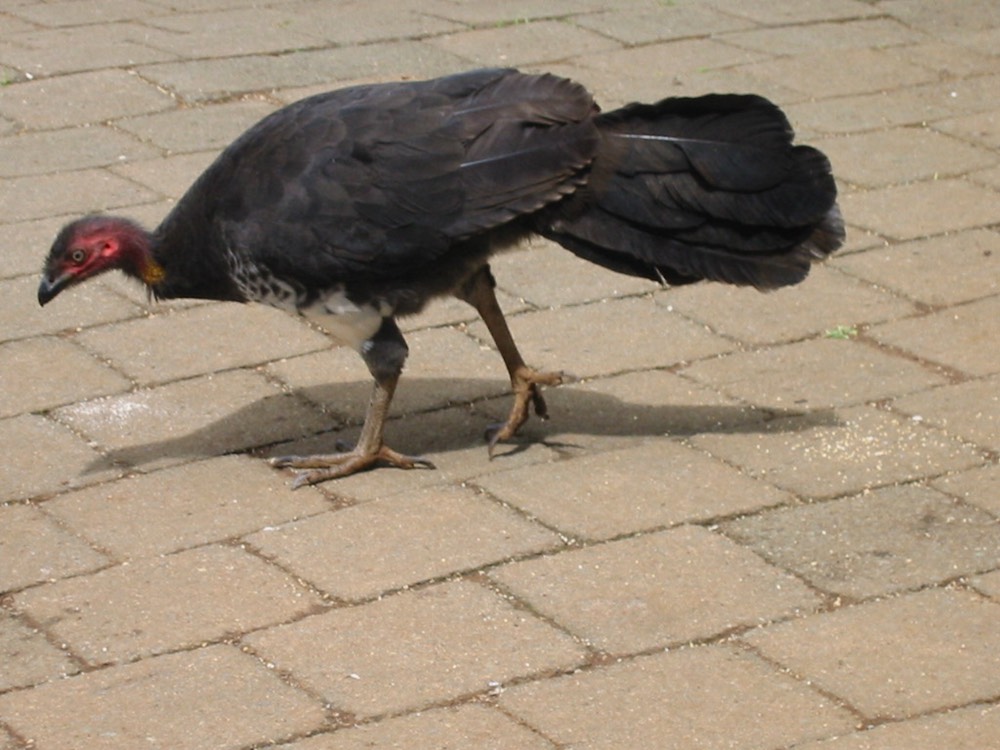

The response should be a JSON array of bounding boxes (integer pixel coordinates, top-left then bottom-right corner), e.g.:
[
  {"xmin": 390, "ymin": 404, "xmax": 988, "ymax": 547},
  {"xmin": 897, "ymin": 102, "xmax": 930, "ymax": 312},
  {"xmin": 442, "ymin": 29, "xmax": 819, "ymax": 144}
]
[{"xmin": 39, "ymin": 68, "xmax": 843, "ymax": 486}]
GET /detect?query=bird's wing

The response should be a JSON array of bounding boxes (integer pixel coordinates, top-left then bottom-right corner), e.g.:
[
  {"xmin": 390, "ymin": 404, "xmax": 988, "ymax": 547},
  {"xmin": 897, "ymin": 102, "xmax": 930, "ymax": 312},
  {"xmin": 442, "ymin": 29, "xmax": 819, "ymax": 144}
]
[{"xmin": 203, "ymin": 69, "xmax": 598, "ymax": 285}]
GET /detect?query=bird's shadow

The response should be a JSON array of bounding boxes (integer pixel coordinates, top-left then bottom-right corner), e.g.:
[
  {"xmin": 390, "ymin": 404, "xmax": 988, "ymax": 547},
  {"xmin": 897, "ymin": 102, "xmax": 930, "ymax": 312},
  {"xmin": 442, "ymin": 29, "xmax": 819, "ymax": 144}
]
[{"xmin": 82, "ymin": 376, "xmax": 839, "ymax": 475}]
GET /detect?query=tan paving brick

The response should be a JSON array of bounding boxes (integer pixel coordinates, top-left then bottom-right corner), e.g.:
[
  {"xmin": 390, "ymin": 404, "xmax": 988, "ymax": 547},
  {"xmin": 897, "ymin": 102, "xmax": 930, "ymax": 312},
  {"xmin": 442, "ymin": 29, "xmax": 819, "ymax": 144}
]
[
  {"xmin": 280, "ymin": 0, "xmax": 463, "ymax": 45},
  {"xmin": 53, "ymin": 370, "xmax": 329, "ymax": 471},
  {"xmin": 0, "ymin": 168, "xmax": 159, "ymax": 224},
  {"xmin": 709, "ymin": 0, "xmax": 879, "ymax": 24},
  {"xmin": 692, "ymin": 406, "xmax": 984, "ymax": 498},
  {"xmin": 0, "ymin": 611, "xmax": 80, "ymax": 691},
  {"xmin": 138, "ymin": 42, "xmax": 468, "ymax": 102},
  {"xmin": 492, "ymin": 527, "xmax": 818, "ymax": 653},
  {"xmin": 2, "ymin": 23, "xmax": 177, "ymax": 77},
  {"xmin": 973, "ymin": 570, "xmax": 1000, "ymax": 601},
  {"xmin": 835, "ymin": 231, "xmax": 1000, "ymax": 306},
  {"xmin": 109, "ymin": 151, "xmax": 216, "ymax": 199},
  {"xmin": 723, "ymin": 483, "xmax": 1000, "ymax": 599},
  {"xmin": 468, "ymin": 296, "xmax": 734, "ymax": 379},
  {"xmin": 724, "ymin": 18, "xmax": 921, "ymax": 56},
  {"xmin": 477, "ymin": 440, "xmax": 792, "ymax": 541},
  {"xmin": 682, "ymin": 337, "xmax": 946, "ymax": 411},
  {"xmin": 932, "ymin": 463, "xmax": 1000, "ymax": 517},
  {"xmin": 818, "ymin": 128, "xmax": 997, "ymax": 187},
  {"xmin": 869, "ymin": 297, "xmax": 1000, "ymax": 377},
  {"xmin": 283, "ymin": 704, "xmax": 556, "ymax": 750},
  {"xmin": 0, "ymin": 275, "xmax": 141, "ymax": 343},
  {"xmin": 0, "ymin": 414, "xmax": 118, "ymax": 502},
  {"xmin": 490, "ymin": 239, "xmax": 653, "ymax": 308},
  {"xmin": 935, "ymin": 110, "xmax": 1000, "ymax": 150},
  {"xmin": 428, "ymin": 20, "xmax": 620, "ymax": 68},
  {"xmin": 744, "ymin": 589, "xmax": 1000, "ymax": 720},
  {"xmin": 418, "ymin": 0, "xmax": 606, "ymax": 25},
  {"xmin": 245, "ymin": 485, "xmax": 560, "ymax": 600},
  {"xmin": 793, "ymin": 703, "xmax": 1000, "ymax": 750},
  {"xmin": 879, "ymin": 0, "xmax": 1000, "ymax": 31},
  {"xmin": 500, "ymin": 645, "xmax": 856, "ymax": 750},
  {"xmin": 14, "ymin": 545, "xmax": 322, "ymax": 665},
  {"xmin": 0, "ymin": 69, "xmax": 172, "ymax": 129},
  {"xmin": 267, "ymin": 326, "xmax": 507, "ymax": 422},
  {"xmin": 892, "ymin": 376, "xmax": 1000, "ymax": 453},
  {"xmin": 244, "ymin": 580, "xmax": 586, "ymax": 719},
  {"xmin": 572, "ymin": 5, "xmax": 751, "ymax": 45},
  {"xmin": 77, "ymin": 303, "xmax": 328, "ymax": 385},
  {"xmin": 0, "ymin": 645, "xmax": 324, "ymax": 750},
  {"xmin": 137, "ymin": 8, "xmax": 324, "ymax": 58},
  {"xmin": 740, "ymin": 48, "xmax": 938, "ymax": 99},
  {"xmin": 842, "ymin": 179, "xmax": 1000, "ymax": 240},
  {"xmin": 0, "ymin": 337, "xmax": 130, "ymax": 418},
  {"xmin": 0, "ymin": 504, "xmax": 109, "ymax": 593},
  {"xmin": 43, "ymin": 455, "xmax": 331, "ymax": 559},
  {"xmin": 6, "ymin": 217, "xmax": 59, "ymax": 279},
  {"xmin": 0, "ymin": 125, "xmax": 160, "ymax": 179},
  {"xmin": 114, "ymin": 99, "xmax": 278, "ymax": 154},
  {"xmin": 662, "ymin": 264, "xmax": 916, "ymax": 345},
  {"xmin": 8, "ymin": 0, "xmax": 167, "ymax": 27}
]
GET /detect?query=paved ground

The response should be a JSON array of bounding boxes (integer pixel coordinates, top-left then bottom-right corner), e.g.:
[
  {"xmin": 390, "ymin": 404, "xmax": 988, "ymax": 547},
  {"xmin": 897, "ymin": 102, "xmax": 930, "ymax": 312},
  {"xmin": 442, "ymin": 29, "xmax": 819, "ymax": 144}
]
[{"xmin": 2, "ymin": 0, "xmax": 1000, "ymax": 747}]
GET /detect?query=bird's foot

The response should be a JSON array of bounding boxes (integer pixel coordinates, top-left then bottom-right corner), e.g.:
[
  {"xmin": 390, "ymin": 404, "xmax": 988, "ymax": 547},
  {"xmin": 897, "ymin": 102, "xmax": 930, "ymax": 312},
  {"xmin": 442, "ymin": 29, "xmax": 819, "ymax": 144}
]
[
  {"xmin": 486, "ymin": 366, "xmax": 573, "ymax": 455},
  {"xmin": 270, "ymin": 442, "xmax": 435, "ymax": 488}
]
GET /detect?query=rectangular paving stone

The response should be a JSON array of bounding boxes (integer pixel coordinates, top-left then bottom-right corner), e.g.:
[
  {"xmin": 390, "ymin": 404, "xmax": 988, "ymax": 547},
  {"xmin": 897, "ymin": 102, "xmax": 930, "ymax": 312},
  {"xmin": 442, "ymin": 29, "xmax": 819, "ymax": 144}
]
[
  {"xmin": 428, "ymin": 20, "xmax": 620, "ymax": 67},
  {"xmin": 246, "ymin": 485, "xmax": 559, "ymax": 600},
  {"xmin": 974, "ymin": 570, "xmax": 1000, "ymax": 601},
  {"xmin": 662, "ymin": 264, "xmax": 916, "ymax": 345},
  {"xmin": 114, "ymin": 99, "xmax": 277, "ymax": 154},
  {"xmin": 932, "ymin": 462, "xmax": 1000, "ymax": 517},
  {"xmin": 842, "ymin": 179, "xmax": 1000, "ymax": 240},
  {"xmin": 0, "ymin": 168, "xmax": 159, "ymax": 223},
  {"xmin": 0, "ymin": 504, "xmax": 109, "ymax": 593},
  {"xmin": 138, "ymin": 42, "xmax": 468, "ymax": 102},
  {"xmin": 835, "ymin": 231, "xmax": 1000, "ymax": 307},
  {"xmin": 0, "ymin": 415, "xmax": 118, "ymax": 502},
  {"xmin": 43, "ymin": 455, "xmax": 331, "ymax": 559},
  {"xmin": 793, "ymin": 703, "xmax": 1000, "ymax": 750},
  {"xmin": 8, "ymin": 0, "xmax": 167, "ymax": 26},
  {"xmin": 477, "ymin": 440, "xmax": 792, "ymax": 541},
  {"xmin": 682, "ymin": 337, "xmax": 946, "ymax": 411},
  {"xmin": 14, "ymin": 545, "xmax": 322, "ymax": 665},
  {"xmin": 722, "ymin": 483, "xmax": 1000, "ymax": 599},
  {"xmin": 0, "ymin": 645, "xmax": 325, "ymax": 750},
  {"xmin": 467, "ymin": 297, "xmax": 733, "ymax": 379},
  {"xmin": 0, "ymin": 275, "xmax": 142, "ymax": 343},
  {"xmin": 723, "ymin": 18, "xmax": 921, "ymax": 56},
  {"xmin": 744, "ymin": 589, "xmax": 1000, "ymax": 719},
  {"xmin": 708, "ymin": 0, "xmax": 879, "ymax": 24},
  {"xmin": 892, "ymin": 375, "xmax": 1000, "ymax": 453},
  {"xmin": 0, "ymin": 337, "xmax": 130, "ymax": 418},
  {"xmin": 0, "ymin": 610, "xmax": 80, "ymax": 691},
  {"xmin": 281, "ymin": 703, "xmax": 556, "ymax": 750},
  {"xmin": 0, "ymin": 125, "xmax": 159, "ymax": 178},
  {"xmin": 53, "ymin": 370, "xmax": 330, "ymax": 472},
  {"xmin": 868, "ymin": 297, "xmax": 1000, "ymax": 377},
  {"xmin": 573, "ymin": 4, "xmax": 751, "ymax": 45},
  {"xmin": 0, "ymin": 69, "xmax": 173, "ymax": 129},
  {"xmin": 2, "ymin": 23, "xmax": 178, "ymax": 77},
  {"xmin": 244, "ymin": 580, "xmax": 586, "ymax": 719},
  {"xmin": 278, "ymin": 0, "xmax": 463, "ymax": 45},
  {"xmin": 76, "ymin": 302, "xmax": 328, "ymax": 385},
  {"xmin": 501, "ymin": 645, "xmax": 856, "ymax": 750},
  {"xmin": 109, "ymin": 150, "xmax": 216, "ymax": 200},
  {"xmin": 267, "ymin": 326, "xmax": 509, "ymax": 422},
  {"xmin": 491, "ymin": 527, "xmax": 818, "ymax": 654},
  {"xmin": 818, "ymin": 128, "xmax": 996, "ymax": 187},
  {"xmin": 691, "ymin": 405, "xmax": 984, "ymax": 498}
]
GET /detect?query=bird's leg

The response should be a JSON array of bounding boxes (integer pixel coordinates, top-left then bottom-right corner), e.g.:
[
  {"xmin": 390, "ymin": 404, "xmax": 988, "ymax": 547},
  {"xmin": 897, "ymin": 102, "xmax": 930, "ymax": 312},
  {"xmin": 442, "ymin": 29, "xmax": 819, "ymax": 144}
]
[
  {"xmin": 270, "ymin": 318, "xmax": 434, "ymax": 487},
  {"xmin": 456, "ymin": 265, "xmax": 569, "ymax": 454}
]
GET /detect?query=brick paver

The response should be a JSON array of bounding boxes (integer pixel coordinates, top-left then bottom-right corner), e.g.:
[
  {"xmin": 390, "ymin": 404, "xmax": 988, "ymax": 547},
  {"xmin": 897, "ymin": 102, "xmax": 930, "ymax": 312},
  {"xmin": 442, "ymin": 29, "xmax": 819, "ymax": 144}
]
[{"xmin": 1, "ymin": 1, "xmax": 998, "ymax": 748}]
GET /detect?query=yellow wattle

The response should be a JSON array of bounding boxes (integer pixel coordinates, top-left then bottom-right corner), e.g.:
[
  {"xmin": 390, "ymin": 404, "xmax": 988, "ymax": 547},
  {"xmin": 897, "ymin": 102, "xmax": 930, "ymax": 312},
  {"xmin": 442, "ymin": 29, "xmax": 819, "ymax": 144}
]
[{"xmin": 141, "ymin": 258, "xmax": 166, "ymax": 286}]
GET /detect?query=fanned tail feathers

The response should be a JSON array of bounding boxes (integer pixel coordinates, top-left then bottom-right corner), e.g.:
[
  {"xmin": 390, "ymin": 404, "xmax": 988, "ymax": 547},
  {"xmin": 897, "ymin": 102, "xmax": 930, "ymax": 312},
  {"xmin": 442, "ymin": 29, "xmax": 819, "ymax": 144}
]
[{"xmin": 538, "ymin": 93, "xmax": 844, "ymax": 290}]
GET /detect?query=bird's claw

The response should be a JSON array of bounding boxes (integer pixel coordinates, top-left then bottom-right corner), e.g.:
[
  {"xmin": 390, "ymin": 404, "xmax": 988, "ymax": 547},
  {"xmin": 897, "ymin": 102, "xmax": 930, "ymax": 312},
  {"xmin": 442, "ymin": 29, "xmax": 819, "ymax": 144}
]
[
  {"xmin": 487, "ymin": 367, "xmax": 574, "ymax": 457},
  {"xmin": 270, "ymin": 444, "xmax": 435, "ymax": 488}
]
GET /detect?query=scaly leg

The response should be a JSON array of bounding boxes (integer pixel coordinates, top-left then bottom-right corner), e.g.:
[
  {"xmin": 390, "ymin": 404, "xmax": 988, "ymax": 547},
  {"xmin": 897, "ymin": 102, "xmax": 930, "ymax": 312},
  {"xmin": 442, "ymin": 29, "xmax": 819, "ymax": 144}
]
[
  {"xmin": 270, "ymin": 318, "xmax": 434, "ymax": 487},
  {"xmin": 456, "ymin": 265, "xmax": 569, "ymax": 454}
]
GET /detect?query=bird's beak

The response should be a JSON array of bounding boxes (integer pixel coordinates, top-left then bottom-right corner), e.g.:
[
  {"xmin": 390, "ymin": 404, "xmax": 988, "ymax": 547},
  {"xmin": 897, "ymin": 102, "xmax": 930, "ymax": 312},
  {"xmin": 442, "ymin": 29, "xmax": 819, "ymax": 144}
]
[{"xmin": 37, "ymin": 272, "xmax": 72, "ymax": 306}]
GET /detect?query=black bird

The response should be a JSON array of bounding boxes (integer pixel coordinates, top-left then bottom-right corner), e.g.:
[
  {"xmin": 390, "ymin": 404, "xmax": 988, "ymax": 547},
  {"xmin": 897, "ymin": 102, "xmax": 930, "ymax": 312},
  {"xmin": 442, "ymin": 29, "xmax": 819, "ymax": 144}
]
[{"xmin": 38, "ymin": 68, "xmax": 843, "ymax": 487}]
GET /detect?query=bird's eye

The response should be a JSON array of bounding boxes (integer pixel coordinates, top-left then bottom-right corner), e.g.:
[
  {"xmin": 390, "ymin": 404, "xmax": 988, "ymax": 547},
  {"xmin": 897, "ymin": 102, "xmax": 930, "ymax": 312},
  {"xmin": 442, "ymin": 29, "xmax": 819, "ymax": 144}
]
[{"xmin": 70, "ymin": 249, "xmax": 86, "ymax": 264}]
